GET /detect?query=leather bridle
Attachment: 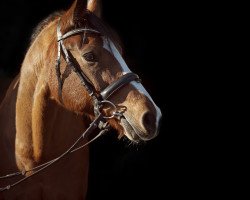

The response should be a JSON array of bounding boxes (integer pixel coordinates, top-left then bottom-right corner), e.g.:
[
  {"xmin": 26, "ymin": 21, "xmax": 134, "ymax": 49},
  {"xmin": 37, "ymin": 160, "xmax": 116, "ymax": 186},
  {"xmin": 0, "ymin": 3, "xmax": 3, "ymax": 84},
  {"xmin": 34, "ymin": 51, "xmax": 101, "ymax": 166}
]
[
  {"xmin": 56, "ymin": 19, "xmax": 140, "ymax": 114},
  {"xmin": 0, "ymin": 18, "xmax": 140, "ymax": 192}
]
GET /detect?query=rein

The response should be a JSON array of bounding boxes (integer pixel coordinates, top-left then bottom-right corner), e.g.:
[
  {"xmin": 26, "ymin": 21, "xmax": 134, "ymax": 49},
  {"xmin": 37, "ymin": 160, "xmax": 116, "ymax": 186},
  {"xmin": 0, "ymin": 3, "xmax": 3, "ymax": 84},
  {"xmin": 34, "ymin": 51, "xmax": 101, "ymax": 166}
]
[
  {"xmin": 0, "ymin": 113, "xmax": 109, "ymax": 192},
  {"xmin": 0, "ymin": 18, "xmax": 140, "ymax": 192}
]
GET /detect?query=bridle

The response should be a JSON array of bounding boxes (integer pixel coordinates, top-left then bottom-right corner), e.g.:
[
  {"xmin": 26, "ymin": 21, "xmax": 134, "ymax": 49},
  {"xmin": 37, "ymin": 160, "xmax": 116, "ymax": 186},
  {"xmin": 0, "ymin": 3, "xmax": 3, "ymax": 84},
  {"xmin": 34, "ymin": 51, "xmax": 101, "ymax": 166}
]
[
  {"xmin": 55, "ymin": 19, "xmax": 140, "ymax": 116},
  {"xmin": 0, "ymin": 18, "xmax": 140, "ymax": 192}
]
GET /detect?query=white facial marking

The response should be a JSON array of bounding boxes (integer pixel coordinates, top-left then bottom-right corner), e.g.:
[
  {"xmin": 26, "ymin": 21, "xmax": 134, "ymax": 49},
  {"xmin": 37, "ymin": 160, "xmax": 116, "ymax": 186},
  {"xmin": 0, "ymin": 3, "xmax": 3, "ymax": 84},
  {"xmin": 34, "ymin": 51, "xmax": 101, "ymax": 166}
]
[
  {"xmin": 102, "ymin": 37, "xmax": 130, "ymax": 73},
  {"xmin": 102, "ymin": 37, "xmax": 162, "ymax": 129}
]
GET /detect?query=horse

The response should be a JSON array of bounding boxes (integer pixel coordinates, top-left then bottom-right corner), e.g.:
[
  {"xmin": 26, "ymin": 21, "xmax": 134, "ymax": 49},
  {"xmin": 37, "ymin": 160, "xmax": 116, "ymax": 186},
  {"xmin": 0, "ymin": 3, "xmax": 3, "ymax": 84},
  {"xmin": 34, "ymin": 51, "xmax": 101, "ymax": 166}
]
[{"xmin": 0, "ymin": 0, "xmax": 162, "ymax": 199}]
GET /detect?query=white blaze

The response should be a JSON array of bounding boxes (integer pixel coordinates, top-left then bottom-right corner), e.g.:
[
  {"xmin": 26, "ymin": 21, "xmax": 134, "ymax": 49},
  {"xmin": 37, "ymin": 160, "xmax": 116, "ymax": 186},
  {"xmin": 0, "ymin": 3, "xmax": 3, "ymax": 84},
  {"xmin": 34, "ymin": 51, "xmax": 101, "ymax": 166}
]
[{"xmin": 102, "ymin": 37, "xmax": 162, "ymax": 127}]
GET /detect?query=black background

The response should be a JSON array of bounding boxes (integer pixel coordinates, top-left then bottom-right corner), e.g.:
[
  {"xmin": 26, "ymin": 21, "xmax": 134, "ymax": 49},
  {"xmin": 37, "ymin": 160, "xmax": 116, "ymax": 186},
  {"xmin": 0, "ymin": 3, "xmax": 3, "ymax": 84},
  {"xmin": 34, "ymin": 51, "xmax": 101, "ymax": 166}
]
[{"xmin": 0, "ymin": 0, "xmax": 190, "ymax": 199}]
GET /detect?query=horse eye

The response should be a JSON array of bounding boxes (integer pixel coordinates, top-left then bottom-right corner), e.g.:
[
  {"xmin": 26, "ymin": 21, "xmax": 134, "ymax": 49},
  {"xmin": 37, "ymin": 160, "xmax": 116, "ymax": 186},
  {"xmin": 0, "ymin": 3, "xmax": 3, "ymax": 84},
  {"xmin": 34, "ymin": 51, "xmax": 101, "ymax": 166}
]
[{"xmin": 83, "ymin": 52, "xmax": 96, "ymax": 62}]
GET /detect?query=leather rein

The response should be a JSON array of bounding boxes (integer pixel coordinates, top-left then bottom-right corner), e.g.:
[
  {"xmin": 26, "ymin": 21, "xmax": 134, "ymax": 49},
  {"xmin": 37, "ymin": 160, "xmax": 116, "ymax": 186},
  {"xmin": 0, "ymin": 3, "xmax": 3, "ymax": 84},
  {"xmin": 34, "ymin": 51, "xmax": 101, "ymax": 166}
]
[{"xmin": 0, "ymin": 19, "xmax": 140, "ymax": 192}]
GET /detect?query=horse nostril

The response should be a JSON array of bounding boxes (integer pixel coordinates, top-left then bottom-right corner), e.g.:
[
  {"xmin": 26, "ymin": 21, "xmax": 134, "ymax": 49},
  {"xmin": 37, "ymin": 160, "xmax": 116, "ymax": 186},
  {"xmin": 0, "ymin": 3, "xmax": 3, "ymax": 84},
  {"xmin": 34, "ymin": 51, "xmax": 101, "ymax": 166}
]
[{"xmin": 142, "ymin": 111, "xmax": 156, "ymax": 133}]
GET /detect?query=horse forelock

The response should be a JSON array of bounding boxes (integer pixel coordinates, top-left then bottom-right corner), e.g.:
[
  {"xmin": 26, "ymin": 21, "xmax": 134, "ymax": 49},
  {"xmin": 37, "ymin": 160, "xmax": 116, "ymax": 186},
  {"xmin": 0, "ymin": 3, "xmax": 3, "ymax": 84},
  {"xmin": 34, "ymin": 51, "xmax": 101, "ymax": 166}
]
[{"xmin": 86, "ymin": 12, "xmax": 123, "ymax": 53}]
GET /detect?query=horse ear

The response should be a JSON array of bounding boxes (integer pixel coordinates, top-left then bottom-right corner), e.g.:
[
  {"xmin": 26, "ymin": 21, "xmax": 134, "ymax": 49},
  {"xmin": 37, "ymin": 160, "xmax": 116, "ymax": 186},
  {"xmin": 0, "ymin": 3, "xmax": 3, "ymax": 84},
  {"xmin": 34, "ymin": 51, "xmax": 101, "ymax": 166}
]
[
  {"xmin": 87, "ymin": 0, "xmax": 102, "ymax": 18},
  {"xmin": 64, "ymin": 0, "xmax": 87, "ymax": 25},
  {"xmin": 64, "ymin": 0, "xmax": 101, "ymax": 26},
  {"xmin": 72, "ymin": 0, "xmax": 88, "ymax": 22}
]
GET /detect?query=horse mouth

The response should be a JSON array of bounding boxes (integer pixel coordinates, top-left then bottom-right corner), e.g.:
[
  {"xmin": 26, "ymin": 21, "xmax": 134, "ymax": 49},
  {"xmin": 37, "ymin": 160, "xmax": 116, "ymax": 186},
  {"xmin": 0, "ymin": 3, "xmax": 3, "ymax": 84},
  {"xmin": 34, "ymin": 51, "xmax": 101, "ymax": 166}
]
[
  {"xmin": 120, "ymin": 117, "xmax": 140, "ymax": 142},
  {"xmin": 120, "ymin": 115, "xmax": 155, "ymax": 142}
]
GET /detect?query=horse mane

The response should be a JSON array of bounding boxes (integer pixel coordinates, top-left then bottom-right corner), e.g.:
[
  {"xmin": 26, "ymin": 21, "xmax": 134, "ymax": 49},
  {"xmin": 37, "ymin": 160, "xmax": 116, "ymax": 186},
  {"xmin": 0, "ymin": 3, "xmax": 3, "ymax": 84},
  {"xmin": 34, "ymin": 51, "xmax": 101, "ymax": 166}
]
[{"xmin": 30, "ymin": 11, "xmax": 63, "ymax": 45}]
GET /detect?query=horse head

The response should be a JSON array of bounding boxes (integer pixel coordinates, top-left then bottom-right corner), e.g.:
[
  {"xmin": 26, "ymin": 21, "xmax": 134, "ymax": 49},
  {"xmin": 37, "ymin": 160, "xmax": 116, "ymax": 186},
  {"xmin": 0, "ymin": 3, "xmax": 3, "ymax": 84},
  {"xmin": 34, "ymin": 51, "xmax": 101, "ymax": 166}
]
[{"xmin": 47, "ymin": 0, "xmax": 162, "ymax": 142}]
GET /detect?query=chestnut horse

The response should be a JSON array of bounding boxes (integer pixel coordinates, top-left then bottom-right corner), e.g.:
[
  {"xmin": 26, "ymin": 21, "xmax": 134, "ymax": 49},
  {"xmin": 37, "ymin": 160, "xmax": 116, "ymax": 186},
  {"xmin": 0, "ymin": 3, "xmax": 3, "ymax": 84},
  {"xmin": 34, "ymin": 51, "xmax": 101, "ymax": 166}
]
[{"xmin": 0, "ymin": 0, "xmax": 161, "ymax": 199}]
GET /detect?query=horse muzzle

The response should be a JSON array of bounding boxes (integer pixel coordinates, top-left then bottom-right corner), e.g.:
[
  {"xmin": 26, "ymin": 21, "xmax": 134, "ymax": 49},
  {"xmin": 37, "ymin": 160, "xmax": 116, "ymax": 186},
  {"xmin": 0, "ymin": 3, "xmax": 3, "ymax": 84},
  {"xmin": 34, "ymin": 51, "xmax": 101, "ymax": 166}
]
[{"xmin": 121, "ymin": 107, "xmax": 162, "ymax": 142}]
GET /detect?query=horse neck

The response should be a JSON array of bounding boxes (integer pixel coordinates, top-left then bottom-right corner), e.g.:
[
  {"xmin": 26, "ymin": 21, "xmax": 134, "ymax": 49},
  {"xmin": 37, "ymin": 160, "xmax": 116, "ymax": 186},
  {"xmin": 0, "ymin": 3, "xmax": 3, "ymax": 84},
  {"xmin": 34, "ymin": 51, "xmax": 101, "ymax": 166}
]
[{"xmin": 14, "ymin": 19, "xmax": 89, "ymax": 171}]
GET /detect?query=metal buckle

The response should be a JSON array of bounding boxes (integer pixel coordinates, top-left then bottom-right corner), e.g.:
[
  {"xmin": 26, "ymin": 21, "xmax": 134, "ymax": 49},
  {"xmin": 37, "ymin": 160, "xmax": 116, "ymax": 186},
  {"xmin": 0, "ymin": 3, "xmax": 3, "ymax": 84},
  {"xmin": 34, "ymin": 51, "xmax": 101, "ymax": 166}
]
[
  {"xmin": 96, "ymin": 100, "xmax": 117, "ymax": 119},
  {"xmin": 96, "ymin": 100, "xmax": 126, "ymax": 120}
]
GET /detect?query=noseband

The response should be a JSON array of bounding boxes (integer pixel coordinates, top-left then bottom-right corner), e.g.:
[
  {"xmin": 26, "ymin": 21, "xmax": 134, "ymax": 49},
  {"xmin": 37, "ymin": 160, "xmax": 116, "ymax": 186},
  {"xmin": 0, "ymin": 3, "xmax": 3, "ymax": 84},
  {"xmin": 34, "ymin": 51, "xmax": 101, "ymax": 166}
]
[{"xmin": 0, "ymin": 19, "xmax": 140, "ymax": 192}]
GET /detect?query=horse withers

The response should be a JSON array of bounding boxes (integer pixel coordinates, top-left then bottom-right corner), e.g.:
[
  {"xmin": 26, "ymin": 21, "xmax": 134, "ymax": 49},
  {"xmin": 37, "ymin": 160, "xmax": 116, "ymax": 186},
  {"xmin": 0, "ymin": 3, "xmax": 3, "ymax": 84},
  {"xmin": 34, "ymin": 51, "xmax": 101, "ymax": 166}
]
[{"xmin": 0, "ymin": 0, "xmax": 162, "ymax": 199}]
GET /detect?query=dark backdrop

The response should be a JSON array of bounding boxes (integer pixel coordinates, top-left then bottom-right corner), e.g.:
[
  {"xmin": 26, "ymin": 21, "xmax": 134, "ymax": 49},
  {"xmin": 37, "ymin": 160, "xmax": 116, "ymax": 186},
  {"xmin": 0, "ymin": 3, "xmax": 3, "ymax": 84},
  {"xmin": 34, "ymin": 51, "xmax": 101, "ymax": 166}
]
[{"xmin": 0, "ymin": 0, "xmax": 179, "ymax": 199}]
